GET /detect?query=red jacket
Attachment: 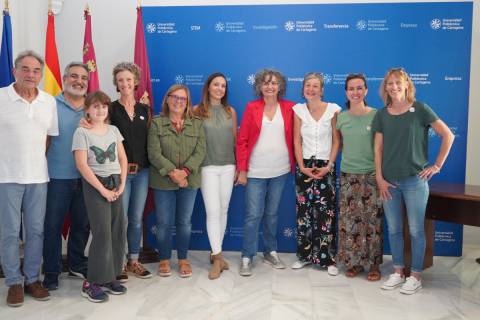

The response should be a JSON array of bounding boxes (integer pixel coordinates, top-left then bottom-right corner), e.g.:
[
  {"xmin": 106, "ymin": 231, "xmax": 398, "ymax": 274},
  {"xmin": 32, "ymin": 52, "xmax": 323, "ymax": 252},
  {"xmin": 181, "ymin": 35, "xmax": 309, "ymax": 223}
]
[{"xmin": 236, "ymin": 98, "xmax": 295, "ymax": 173}]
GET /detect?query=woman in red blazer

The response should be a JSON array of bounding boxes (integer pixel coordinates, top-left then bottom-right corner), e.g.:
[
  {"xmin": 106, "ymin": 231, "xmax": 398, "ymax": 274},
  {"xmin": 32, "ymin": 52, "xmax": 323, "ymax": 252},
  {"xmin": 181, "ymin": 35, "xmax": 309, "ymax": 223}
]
[{"xmin": 235, "ymin": 69, "xmax": 295, "ymax": 276}]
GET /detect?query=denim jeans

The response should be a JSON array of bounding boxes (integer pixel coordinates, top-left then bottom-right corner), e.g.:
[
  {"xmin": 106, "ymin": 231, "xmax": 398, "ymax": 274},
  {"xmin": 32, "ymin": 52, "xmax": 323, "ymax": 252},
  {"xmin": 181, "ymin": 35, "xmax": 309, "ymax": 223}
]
[
  {"xmin": 122, "ymin": 168, "xmax": 149, "ymax": 260},
  {"xmin": 43, "ymin": 179, "xmax": 89, "ymax": 277},
  {"xmin": 382, "ymin": 175, "xmax": 429, "ymax": 273},
  {"xmin": 242, "ymin": 172, "xmax": 289, "ymax": 259},
  {"xmin": 0, "ymin": 183, "xmax": 47, "ymax": 286},
  {"xmin": 153, "ymin": 188, "xmax": 198, "ymax": 260}
]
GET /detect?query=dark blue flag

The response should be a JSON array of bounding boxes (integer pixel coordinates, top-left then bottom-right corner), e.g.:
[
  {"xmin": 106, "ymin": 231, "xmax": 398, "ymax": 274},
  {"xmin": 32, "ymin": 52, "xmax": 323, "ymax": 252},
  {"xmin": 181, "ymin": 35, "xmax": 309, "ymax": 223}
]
[{"xmin": 0, "ymin": 10, "xmax": 14, "ymax": 87}]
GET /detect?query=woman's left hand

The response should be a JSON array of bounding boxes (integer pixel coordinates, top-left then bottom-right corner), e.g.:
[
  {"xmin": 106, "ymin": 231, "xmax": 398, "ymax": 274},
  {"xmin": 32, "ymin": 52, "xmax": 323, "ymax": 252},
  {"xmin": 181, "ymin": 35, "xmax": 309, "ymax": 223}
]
[{"xmin": 418, "ymin": 165, "xmax": 441, "ymax": 180}]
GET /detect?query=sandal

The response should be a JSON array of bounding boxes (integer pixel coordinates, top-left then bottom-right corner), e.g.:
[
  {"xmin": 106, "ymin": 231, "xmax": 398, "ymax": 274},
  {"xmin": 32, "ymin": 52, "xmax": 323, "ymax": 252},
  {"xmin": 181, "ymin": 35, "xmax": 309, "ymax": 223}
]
[
  {"xmin": 345, "ymin": 266, "xmax": 364, "ymax": 278},
  {"xmin": 157, "ymin": 260, "xmax": 171, "ymax": 277},
  {"xmin": 178, "ymin": 259, "xmax": 192, "ymax": 278},
  {"xmin": 367, "ymin": 268, "xmax": 381, "ymax": 282}
]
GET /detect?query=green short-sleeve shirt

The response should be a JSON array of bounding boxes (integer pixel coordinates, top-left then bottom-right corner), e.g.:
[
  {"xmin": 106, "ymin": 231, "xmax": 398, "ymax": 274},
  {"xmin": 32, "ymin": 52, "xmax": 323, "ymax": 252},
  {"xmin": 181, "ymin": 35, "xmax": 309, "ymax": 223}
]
[
  {"xmin": 336, "ymin": 109, "xmax": 376, "ymax": 174},
  {"xmin": 371, "ymin": 101, "xmax": 439, "ymax": 181}
]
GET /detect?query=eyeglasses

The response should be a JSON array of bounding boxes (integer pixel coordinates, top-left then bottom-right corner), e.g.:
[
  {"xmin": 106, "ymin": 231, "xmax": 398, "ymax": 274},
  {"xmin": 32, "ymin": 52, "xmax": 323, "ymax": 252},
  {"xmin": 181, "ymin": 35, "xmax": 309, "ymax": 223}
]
[{"xmin": 168, "ymin": 94, "xmax": 187, "ymax": 103}]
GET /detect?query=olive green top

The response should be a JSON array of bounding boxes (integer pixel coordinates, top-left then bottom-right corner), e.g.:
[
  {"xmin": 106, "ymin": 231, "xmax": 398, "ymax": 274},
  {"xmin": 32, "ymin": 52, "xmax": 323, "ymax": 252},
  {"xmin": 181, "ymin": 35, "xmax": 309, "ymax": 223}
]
[
  {"xmin": 147, "ymin": 115, "xmax": 206, "ymax": 190},
  {"xmin": 202, "ymin": 105, "xmax": 236, "ymax": 166}
]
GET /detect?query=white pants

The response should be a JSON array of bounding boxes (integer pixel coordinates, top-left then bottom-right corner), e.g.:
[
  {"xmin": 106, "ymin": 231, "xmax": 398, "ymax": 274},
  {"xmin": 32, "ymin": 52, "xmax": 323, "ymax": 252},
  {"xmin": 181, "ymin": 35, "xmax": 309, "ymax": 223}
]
[{"xmin": 200, "ymin": 165, "xmax": 236, "ymax": 255}]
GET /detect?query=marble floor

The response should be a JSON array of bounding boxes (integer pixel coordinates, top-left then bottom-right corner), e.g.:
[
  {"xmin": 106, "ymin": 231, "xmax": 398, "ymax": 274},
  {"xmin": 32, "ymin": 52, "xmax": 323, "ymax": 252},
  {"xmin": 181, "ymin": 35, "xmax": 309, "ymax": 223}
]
[{"xmin": 0, "ymin": 246, "xmax": 479, "ymax": 320}]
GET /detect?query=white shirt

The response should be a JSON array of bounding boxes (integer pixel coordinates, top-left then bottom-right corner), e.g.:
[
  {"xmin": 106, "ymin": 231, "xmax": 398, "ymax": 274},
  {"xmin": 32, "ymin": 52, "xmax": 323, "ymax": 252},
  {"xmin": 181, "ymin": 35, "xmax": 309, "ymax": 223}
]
[
  {"xmin": 0, "ymin": 84, "xmax": 59, "ymax": 183},
  {"xmin": 293, "ymin": 102, "xmax": 341, "ymax": 160},
  {"xmin": 248, "ymin": 106, "xmax": 290, "ymax": 178}
]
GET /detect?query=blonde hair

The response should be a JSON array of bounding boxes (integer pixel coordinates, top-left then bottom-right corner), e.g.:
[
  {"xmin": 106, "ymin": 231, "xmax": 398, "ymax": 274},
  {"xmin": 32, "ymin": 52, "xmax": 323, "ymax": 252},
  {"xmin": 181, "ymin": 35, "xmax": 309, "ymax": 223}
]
[
  {"xmin": 380, "ymin": 68, "xmax": 416, "ymax": 106},
  {"xmin": 160, "ymin": 84, "xmax": 193, "ymax": 119}
]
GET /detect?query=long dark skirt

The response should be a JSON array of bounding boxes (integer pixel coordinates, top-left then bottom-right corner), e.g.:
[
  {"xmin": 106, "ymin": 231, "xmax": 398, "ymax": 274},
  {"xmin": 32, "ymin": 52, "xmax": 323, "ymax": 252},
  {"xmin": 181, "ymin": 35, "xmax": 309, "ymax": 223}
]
[
  {"xmin": 337, "ymin": 172, "xmax": 383, "ymax": 269},
  {"xmin": 295, "ymin": 159, "xmax": 336, "ymax": 267}
]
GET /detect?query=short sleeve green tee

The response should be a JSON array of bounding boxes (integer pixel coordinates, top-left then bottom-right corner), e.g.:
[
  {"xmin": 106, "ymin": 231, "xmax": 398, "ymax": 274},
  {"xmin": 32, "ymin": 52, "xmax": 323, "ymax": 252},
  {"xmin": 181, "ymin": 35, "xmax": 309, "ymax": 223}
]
[
  {"xmin": 336, "ymin": 109, "xmax": 376, "ymax": 174},
  {"xmin": 371, "ymin": 101, "xmax": 439, "ymax": 181}
]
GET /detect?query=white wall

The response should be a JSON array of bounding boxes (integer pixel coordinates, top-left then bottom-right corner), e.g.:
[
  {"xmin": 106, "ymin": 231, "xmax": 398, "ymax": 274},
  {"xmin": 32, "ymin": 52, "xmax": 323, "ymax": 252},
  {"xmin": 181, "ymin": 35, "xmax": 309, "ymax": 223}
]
[{"xmin": 2, "ymin": 0, "xmax": 478, "ymax": 244}]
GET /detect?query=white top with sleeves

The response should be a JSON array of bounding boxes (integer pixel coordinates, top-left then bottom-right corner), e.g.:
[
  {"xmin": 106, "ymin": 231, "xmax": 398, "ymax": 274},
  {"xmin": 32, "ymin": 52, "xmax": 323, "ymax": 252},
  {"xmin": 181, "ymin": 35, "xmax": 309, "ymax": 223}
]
[
  {"xmin": 293, "ymin": 102, "xmax": 341, "ymax": 160},
  {"xmin": 0, "ymin": 84, "xmax": 59, "ymax": 183},
  {"xmin": 248, "ymin": 105, "xmax": 290, "ymax": 178}
]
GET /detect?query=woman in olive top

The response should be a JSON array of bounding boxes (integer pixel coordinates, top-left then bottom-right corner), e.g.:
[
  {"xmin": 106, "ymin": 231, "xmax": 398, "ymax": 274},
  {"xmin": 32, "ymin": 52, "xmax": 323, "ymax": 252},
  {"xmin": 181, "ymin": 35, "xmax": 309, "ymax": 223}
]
[
  {"xmin": 148, "ymin": 84, "xmax": 206, "ymax": 278},
  {"xmin": 373, "ymin": 68, "xmax": 454, "ymax": 295},
  {"xmin": 194, "ymin": 73, "xmax": 237, "ymax": 280},
  {"xmin": 336, "ymin": 74, "xmax": 383, "ymax": 281}
]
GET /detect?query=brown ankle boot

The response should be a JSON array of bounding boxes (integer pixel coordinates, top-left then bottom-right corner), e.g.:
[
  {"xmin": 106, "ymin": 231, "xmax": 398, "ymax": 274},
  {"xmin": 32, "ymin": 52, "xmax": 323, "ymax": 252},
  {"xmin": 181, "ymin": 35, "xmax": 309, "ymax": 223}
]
[
  {"xmin": 221, "ymin": 256, "xmax": 229, "ymax": 270},
  {"xmin": 208, "ymin": 253, "xmax": 224, "ymax": 280}
]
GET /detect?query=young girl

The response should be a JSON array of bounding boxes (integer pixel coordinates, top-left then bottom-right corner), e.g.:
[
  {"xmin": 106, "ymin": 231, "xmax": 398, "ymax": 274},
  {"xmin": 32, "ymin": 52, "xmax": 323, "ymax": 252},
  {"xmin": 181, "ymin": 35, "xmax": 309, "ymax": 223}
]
[{"xmin": 72, "ymin": 91, "xmax": 128, "ymax": 303}]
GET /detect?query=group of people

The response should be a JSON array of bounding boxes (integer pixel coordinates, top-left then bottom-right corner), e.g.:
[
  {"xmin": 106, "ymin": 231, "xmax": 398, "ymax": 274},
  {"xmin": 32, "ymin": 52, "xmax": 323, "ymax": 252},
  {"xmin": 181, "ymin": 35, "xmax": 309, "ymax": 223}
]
[{"xmin": 0, "ymin": 50, "xmax": 454, "ymax": 308}]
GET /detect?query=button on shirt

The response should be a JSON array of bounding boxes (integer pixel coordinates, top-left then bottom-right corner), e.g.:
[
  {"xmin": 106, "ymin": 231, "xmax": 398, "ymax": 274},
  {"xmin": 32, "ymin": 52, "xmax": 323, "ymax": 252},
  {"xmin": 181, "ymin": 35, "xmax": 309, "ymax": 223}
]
[
  {"xmin": 292, "ymin": 102, "xmax": 341, "ymax": 160},
  {"xmin": 47, "ymin": 94, "xmax": 84, "ymax": 179},
  {"xmin": 0, "ymin": 84, "xmax": 59, "ymax": 183}
]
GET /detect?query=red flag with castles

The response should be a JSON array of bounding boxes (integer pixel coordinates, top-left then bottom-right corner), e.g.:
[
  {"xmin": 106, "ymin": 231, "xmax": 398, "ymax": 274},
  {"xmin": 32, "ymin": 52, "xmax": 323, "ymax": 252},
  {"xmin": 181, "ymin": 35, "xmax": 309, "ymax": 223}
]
[{"xmin": 83, "ymin": 6, "xmax": 99, "ymax": 93}]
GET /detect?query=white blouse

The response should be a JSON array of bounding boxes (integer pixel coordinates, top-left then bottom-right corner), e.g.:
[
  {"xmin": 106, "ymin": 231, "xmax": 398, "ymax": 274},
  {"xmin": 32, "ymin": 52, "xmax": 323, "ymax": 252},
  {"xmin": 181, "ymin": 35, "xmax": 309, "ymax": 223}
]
[
  {"xmin": 293, "ymin": 102, "xmax": 341, "ymax": 160},
  {"xmin": 248, "ymin": 106, "xmax": 290, "ymax": 178}
]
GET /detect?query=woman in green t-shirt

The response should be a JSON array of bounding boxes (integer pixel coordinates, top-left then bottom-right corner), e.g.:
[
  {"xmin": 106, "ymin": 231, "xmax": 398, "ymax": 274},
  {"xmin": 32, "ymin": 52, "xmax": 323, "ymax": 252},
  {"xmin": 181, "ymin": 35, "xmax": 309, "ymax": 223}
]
[
  {"xmin": 372, "ymin": 68, "xmax": 454, "ymax": 295},
  {"xmin": 336, "ymin": 74, "xmax": 383, "ymax": 282}
]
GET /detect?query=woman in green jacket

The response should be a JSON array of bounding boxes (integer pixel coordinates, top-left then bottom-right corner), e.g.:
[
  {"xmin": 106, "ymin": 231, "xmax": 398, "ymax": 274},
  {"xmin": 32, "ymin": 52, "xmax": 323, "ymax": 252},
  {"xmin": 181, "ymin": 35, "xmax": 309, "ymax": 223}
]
[{"xmin": 148, "ymin": 84, "xmax": 206, "ymax": 278}]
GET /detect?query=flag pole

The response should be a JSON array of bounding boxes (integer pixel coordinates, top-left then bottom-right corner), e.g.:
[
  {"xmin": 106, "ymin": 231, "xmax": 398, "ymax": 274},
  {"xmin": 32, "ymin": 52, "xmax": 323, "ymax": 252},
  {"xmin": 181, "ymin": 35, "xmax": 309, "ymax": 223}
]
[
  {"xmin": 4, "ymin": 0, "xmax": 9, "ymax": 12},
  {"xmin": 137, "ymin": 0, "xmax": 141, "ymax": 9}
]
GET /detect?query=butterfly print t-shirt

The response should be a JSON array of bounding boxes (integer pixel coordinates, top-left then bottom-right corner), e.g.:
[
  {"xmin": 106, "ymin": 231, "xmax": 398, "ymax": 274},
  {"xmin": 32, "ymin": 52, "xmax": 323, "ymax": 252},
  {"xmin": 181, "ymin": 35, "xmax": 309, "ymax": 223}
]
[{"xmin": 72, "ymin": 125, "xmax": 124, "ymax": 177}]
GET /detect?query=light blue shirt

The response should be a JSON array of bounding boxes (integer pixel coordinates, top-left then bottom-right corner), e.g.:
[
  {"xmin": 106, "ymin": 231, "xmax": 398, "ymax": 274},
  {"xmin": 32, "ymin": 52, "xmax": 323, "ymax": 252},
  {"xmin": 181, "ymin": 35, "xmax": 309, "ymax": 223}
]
[{"xmin": 47, "ymin": 94, "xmax": 84, "ymax": 179}]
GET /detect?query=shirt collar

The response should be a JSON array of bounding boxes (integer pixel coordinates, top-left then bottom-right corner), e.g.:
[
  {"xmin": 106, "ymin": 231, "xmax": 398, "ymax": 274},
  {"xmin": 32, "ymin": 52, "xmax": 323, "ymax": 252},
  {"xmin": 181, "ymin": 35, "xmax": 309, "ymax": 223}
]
[
  {"xmin": 55, "ymin": 93, "xmax": 84, "ymax": 111},
  {"xmin": 7, "ymin": 83, "xmax": 47, "ymax": 103}
]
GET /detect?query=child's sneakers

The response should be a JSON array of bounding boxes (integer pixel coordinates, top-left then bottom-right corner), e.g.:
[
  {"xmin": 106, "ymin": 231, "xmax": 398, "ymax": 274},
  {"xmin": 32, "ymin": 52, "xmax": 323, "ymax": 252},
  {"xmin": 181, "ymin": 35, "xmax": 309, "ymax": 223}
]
[
  {"xmin": 81, "ymin": 281, "xmax": 108, "ymax": 303},
  {"xmin": 101, "ymin": 280, "xmax": 127, "ymax": 295}
]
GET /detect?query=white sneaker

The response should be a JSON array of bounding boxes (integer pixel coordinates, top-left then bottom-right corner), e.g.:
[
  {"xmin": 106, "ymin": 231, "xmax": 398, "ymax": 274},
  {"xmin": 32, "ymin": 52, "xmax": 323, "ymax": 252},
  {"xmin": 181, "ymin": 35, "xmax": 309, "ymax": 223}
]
[
  {"xmin": 239, "ymin": 257, "xmax": 252, "ymax": 276},
  {"xmin": 400, "ymin": 276, "xmax": 422, "ymax": 295},
  {"xmin": 381, "ymin": 273, "xmax": 405, "ymax": 290},
  {"xmin": 291, "ymin": 260, "xmax": 311, "ymax": 270},
  {"xmin": 263, "ymin": 251, "xmax": 286, "ymax": 269},
  {"xmin": 327, "ymin": 265, "xmax": 339, "ymax": 276}
]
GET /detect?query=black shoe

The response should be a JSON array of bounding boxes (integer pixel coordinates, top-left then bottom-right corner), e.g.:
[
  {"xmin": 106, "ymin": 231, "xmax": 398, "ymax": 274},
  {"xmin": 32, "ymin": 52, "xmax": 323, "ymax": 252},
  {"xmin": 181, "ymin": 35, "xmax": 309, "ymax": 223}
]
[
  {"xmin": 68, "ymin": 268, "xmax": 87, "ymax": 280},
  {"xmin": 42, "ymin": 273, "xmax": 59, "ymax": 291},
  {"xmin": 101, "ymin": 281, "xmax": 127, "ymax": 295}
]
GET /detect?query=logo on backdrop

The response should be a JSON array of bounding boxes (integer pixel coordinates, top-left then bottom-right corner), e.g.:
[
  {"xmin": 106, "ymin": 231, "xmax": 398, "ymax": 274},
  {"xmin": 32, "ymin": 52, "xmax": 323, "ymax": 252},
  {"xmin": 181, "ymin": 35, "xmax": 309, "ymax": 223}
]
[
  {"xmin": 175, "ymin": 74, "xmax": 203, "ymax": 86},
  {"xmin": 284, "ymin": 20, "xmax": 317, "ymax": 32},
  {"xmin": 146, "ymin": 22, "xmax": 177, "ymax": 34},
  {"xmin": 215, "ymin": 22, "xmax": 225, "ymax": 32},
  {"xmin": 322, "ymin": 73, "xmax": 332, "ymax": 84},
  {"xmin": 175, "ymin": 75, "xmax": 184, "ymax": 84},
  {"xmin": 431, "ymin": 18, "xmax": 464, "ymax": 31},
  {"xmin": 146, "ymin": 22, "xmax": 156, "ymax": 33},
  {"xmin": 355, "ymin": 19, "xmax": 389, "ymax": 31},
  {"xmin": 215, "ymin": 21, "xmax": 246, "ymax": 33},
  {"xmin": 247, "ymin": 74, "xmax": 255, "ymax": 85},
  {"xmin": 409, "ymin": 72, "xmax": 431, "ymax": 85}
]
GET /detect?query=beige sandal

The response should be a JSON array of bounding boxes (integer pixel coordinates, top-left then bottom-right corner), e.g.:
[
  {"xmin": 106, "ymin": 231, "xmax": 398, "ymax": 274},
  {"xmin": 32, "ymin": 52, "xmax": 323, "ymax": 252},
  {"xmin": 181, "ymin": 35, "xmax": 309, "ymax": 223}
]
[
  {"xmin": 178, "ymin": 259, "xmax": 192, "ymax": 278},
  {"xmin": 157, "ymin": 259, "xmax": 171, "ymax": 277}
]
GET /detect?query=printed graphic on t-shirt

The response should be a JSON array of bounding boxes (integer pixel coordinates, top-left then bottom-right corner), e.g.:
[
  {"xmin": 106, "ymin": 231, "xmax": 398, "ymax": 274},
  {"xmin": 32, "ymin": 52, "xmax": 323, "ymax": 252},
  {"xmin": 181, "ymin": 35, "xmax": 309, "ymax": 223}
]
[{"xmin": 89, "ymin": 142, "xmax": 116, "ymax": 164}]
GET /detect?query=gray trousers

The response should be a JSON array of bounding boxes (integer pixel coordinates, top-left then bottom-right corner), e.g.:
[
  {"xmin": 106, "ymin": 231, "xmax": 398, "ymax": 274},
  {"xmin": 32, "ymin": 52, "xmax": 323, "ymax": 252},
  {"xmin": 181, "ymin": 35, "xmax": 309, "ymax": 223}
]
[{"xmin": 82, "ymin": 179, "xmax": 125, "ymax": 284}]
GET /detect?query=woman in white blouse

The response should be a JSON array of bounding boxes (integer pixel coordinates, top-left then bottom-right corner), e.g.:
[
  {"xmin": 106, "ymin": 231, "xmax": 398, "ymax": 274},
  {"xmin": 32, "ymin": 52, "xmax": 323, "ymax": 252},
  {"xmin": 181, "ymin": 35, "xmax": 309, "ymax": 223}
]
[{"xmin": 291, "ymin": 72, "xmax": 341, "ymax": 275}]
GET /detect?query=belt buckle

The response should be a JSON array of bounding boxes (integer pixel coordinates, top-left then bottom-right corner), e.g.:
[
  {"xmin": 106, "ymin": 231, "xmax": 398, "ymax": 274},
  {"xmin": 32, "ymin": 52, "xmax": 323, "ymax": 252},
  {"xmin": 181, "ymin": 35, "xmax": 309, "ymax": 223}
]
[{"xmin": 128, "ymin": 163, "xmax": 139, "ymax": 174}]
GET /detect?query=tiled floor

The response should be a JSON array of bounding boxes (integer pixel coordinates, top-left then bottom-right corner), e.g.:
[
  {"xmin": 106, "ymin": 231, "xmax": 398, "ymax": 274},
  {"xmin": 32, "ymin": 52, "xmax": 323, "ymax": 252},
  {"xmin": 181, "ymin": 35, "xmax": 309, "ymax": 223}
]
[{"xmin": 1, "ymin": 246, "xmax": 479, "ymax": 320}]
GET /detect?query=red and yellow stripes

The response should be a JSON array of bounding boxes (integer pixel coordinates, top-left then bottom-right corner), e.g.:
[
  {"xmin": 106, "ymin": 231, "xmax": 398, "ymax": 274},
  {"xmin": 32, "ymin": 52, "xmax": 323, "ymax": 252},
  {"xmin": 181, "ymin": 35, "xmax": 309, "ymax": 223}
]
[{"xmin": 44, "ymin": 10, "xmax": 62, "ymax": 96}]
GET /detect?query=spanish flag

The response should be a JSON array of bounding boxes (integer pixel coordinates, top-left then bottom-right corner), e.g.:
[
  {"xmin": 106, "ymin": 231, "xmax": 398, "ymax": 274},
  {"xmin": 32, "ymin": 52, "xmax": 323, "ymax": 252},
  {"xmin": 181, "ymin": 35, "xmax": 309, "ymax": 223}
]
[{"xmin": 44, "ymin": 9, "xmax": 62, "ymax": 96}]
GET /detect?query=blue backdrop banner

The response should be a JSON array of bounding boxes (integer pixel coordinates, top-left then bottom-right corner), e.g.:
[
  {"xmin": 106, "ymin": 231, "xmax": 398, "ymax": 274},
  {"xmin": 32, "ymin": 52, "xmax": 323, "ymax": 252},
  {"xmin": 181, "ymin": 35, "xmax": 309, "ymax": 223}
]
[{"xmin": 143, "ymin": 2, "xmax": 472, "ymax": 256}]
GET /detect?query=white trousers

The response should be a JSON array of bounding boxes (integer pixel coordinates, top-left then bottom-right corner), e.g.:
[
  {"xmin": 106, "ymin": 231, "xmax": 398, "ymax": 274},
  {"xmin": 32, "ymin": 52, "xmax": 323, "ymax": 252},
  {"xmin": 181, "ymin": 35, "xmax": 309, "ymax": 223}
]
[{"xmin": 200, "ymin": 165, "xmax": 236, "ymax": 255}]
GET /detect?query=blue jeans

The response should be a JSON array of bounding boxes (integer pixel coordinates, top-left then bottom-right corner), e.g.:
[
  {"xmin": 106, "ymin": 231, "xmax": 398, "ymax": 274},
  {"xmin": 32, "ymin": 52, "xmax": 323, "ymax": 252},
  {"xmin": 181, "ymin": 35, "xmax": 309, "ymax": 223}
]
[
  {"xmin": 383, "ymin": 175, "xmax": 429, "ymax": 273},
  {"xmin": 122, "ymin": 168, "xmax": 149, "ymax": 260},
  {"xmin": 242, "ymin": 173, "xmax": 289, "ymax": 259},
  {"xmin": 43, "ymin": 179, "xmax": 89, "ymax": 277},
  {"xmin": 0, "ymin": 183, "xmax": 47, "ymax": 286},
  {"xmin": 153, "ymin": 188, "xmax": 198, "ymax": 260}
]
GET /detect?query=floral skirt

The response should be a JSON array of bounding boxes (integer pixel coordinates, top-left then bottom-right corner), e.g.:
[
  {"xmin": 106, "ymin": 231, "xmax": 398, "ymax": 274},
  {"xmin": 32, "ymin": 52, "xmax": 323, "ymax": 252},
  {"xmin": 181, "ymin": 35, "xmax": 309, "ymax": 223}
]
[
  {"xmin": 295, "ymin": 159, "xmax": 336, "ymax": 267},
  {"xmin": 337, "ymin": 172, "xmax": 383, "ymax": 269}
]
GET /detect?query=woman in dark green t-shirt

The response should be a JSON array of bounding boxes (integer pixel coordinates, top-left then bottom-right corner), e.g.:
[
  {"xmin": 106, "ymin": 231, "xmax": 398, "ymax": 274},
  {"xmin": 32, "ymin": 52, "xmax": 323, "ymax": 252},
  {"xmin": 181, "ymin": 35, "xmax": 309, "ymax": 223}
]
[{"xmin": 372, "ymin": 68, "xmax": 454, "ymax": 295}]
